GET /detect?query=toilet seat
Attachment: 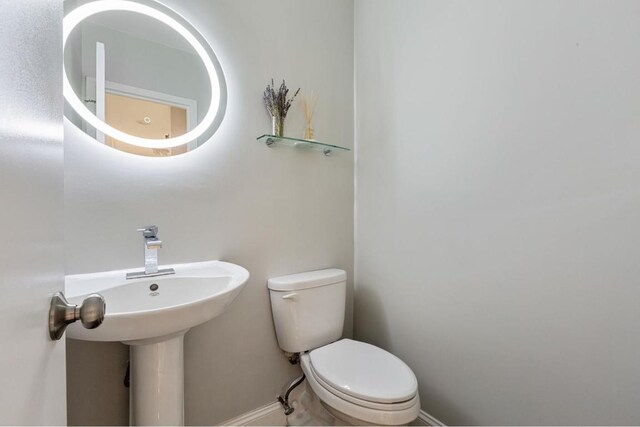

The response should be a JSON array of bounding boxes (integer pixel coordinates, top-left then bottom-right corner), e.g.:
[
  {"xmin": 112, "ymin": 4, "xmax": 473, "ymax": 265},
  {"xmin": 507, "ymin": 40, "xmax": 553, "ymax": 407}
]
[
  {"xmin": 300, "ymin": 339, "xmax": 421, "ymax": 425},
  {"xmin": 310, "ymin": 339, "xmax": 418, "ymax": 404},
  {"xmin": 308, "ymin": 362, "xmax": 420, "ymax": 411}
]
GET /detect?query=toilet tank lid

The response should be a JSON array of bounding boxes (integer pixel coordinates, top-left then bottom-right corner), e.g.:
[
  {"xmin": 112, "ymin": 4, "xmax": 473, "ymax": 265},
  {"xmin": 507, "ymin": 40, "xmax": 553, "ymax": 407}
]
[{"xmin": 268, "ymin": 269, "xmax": 346, "ymax": 291}]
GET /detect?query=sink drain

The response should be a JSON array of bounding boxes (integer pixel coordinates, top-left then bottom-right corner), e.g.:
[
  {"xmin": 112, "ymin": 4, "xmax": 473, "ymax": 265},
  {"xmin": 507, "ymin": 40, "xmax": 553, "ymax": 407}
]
[{"xmin": 149, "ymin": 283, "xmax": 160, "ymax": 296}]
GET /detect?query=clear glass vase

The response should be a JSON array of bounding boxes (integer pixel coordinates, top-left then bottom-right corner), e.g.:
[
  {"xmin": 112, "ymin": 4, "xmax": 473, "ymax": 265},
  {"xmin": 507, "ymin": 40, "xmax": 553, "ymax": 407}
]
[{"xmin": 304, "ymin": 126, "xmax": 314, "ymax": 140}]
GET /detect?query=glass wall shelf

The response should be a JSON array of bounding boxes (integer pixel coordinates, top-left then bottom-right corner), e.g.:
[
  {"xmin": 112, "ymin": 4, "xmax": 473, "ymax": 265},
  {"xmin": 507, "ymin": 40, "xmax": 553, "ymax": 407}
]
[{"xmin": 256, "ymin": 134, "xmax": 350, "ymax": 156}]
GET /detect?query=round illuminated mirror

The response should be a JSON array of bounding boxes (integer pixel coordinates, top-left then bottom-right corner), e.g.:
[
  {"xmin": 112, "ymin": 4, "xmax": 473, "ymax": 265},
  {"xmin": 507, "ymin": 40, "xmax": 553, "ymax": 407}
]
[{"xmin": 63, "ymin": 0, "xmax": 226, "ymax": 156}]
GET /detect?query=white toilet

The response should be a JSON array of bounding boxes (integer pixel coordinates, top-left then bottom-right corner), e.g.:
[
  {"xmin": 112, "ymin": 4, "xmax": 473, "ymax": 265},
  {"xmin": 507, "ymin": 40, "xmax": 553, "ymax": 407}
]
[{"xmin": 268, "ymin": 269, "xmax": 421, "ymax": 425}]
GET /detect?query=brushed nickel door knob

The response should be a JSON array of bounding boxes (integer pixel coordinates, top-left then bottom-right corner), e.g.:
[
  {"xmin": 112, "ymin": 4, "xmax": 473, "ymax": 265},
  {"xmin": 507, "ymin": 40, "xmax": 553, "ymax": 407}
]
[{"xmin": 49, "ymin": 292, "xmax": 106, "ymax": 340}]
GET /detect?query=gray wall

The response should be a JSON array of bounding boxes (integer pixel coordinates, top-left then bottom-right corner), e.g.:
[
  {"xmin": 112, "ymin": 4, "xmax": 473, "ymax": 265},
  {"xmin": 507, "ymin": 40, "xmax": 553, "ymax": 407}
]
[
  {"xmin": 354, "ymin": 0, "xmax": 640, "ymax": 425},
  {"xmin": 65, "ymin": 0, "xmax": 354, "ymax": 425}
]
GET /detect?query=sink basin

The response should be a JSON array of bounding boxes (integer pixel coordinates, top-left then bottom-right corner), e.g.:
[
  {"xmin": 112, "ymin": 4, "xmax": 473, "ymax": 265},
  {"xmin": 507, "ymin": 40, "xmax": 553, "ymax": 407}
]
[
  {"xmin": 66, "ymin": 260, "xmax": 249, "ymax": 343},
  {"xmin": 64, "ymin": 260, "xmax": 249, "ymax": 426}
]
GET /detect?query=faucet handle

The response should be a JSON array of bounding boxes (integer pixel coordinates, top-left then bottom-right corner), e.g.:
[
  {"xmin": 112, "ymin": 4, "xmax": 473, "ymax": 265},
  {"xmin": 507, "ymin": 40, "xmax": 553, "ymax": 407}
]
[{"xmin": 137, "ymin": 225, "xmax": 158, "ymax": 238}]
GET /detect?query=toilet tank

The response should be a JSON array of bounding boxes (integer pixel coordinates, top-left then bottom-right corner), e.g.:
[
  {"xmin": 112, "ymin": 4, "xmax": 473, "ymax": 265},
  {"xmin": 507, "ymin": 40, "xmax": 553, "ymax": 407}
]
[{"xmin": 268, "ymin": 269, "xmax": 346, "ymax": 353}]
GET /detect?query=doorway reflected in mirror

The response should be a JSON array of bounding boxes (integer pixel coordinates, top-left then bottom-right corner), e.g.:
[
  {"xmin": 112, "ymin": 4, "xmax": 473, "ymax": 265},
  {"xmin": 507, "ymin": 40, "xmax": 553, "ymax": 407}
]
[{"xmin": 105, "ymin": 93, "xmax": 188, "ymax": 157}]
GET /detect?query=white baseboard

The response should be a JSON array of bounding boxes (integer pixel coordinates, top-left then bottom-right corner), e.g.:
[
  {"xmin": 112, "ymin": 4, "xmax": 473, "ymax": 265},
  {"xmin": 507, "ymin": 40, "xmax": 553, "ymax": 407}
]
[
  {"xmin": 412, "ymin": 409, "xmax": 445, "ymax": 426},
  {"xmin": 219, "ymin": 402, "xmax": 444, "ymax": 427},
  {"xmin": 218, "ymin": 400, "xmax": 285, "ymax": 426}
]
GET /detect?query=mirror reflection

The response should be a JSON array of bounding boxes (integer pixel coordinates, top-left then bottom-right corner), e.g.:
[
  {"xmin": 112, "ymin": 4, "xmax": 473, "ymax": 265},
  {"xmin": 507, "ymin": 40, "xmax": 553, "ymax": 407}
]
[{"xmin": 64, "ymin": 8, "xmax": 214, "ymax": 156}]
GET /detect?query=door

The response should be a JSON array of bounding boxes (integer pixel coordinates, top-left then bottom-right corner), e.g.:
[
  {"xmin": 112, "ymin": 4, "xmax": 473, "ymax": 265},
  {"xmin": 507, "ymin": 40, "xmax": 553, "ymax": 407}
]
[{"xmin": 0, "ymin": 1, "xmax": 66, "ymax": 425}]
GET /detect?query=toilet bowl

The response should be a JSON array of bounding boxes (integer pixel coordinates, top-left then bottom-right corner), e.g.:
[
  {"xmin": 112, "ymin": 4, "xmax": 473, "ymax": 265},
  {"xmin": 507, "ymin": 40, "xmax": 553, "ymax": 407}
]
[{"xmin": 268, "ymin": 269, "xmax": 420, "ymax": 426}]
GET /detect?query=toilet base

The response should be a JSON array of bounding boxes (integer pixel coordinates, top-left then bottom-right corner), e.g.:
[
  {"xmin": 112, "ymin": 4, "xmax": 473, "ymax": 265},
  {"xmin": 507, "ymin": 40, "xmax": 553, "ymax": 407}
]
[
  {"xmin": 320, "ymin": 402, "xmax": 388, "ymax": 426},
  {"xmin": 286, "ymin": 379, "xmax": 413, "ymax": 427},
  {"xmin": 286, "ymin": 380, "xmax": 339, "ymax": 426},
  {"xmin": 318, "ymin": 396, "xmax": 413, "ymax": 426}
]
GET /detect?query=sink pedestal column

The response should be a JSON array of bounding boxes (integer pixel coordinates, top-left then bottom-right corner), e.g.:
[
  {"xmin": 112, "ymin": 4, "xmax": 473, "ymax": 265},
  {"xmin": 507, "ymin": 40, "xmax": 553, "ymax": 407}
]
[{"xmin": 128, "ymin": 332, "xmax": 186, "ymax": 426}]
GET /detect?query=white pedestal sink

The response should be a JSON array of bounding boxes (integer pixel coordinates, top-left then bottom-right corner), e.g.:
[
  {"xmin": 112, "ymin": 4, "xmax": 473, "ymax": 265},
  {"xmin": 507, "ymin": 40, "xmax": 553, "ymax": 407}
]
[{"xmin": 65, "ymin": 261, "xmax": 249, "ymax": 426}]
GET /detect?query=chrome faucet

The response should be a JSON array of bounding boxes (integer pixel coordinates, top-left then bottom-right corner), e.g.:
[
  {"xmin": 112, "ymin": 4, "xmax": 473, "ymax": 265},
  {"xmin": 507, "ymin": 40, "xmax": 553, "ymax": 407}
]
[
  {"xmin": 140, "ymin": 225, "xmax": 162, "ymax": 274},
  {"xmin": 126, "ymin": 225, "xmax": 175, "ymax": 279}
]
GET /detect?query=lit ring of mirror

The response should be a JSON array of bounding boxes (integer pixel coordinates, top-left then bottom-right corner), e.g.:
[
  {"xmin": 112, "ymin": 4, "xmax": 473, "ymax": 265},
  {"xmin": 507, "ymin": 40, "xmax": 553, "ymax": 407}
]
[{"xmin": 63, "ymin": 0, "xmax": 224, "ymax": 149}]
